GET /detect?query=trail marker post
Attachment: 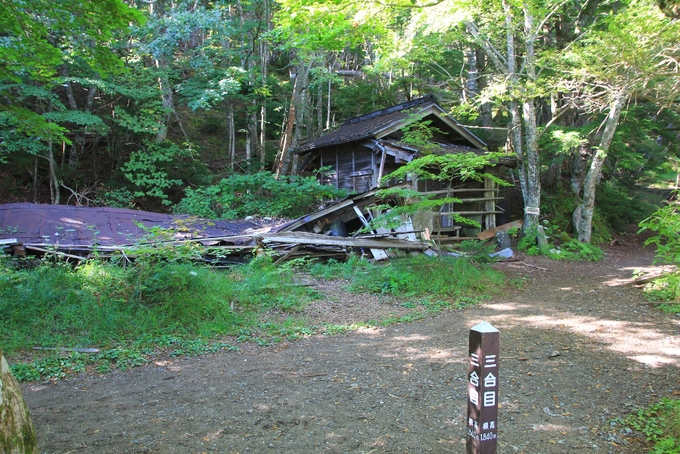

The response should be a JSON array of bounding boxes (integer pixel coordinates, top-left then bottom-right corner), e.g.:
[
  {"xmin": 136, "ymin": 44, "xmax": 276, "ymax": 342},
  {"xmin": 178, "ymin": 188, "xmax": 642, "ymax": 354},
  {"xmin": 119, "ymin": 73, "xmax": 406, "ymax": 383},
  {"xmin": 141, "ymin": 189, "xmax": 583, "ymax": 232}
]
[{"xmin": 466, "ymin": 322, "xmax": 499, "ymax": 454}]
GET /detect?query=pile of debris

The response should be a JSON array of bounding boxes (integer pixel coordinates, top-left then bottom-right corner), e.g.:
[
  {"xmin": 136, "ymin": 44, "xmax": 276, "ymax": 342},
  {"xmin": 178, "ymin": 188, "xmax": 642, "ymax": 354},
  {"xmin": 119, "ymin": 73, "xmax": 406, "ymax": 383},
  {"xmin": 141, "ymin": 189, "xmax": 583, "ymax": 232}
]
[
  {"xmin": 0, "ymin": 191, "xmax": 519, "ymax": 264},
  {"xmin": 0, "ymin": 191, "xmax": 426, "ymax": 264}
]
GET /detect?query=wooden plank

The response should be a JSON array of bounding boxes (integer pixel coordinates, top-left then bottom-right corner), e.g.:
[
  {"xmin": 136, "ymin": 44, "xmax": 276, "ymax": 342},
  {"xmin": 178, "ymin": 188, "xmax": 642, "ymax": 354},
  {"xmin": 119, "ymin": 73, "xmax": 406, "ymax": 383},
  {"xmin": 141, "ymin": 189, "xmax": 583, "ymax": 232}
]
[
  {"xmin": 424, "ymin": 188, "xmax": 498, "ymax": 195},
  {"xmin": 476, "ymin": 219, "xmax": 523, "ymax": 241},
  {"xmin": 353, "ymin": 206, "xmax": 389, "ymax": 260},
  {"xmin": 456, "ymin": 197, "xmax": 504, "ymax": 203},
  {"xmin": 277, "ymin": 198, "xmax": 355, "ymax": 232},
  {"xmin": 438, "ymin": 211, "xmax": 504, "ymax": 215},
  {"xmin": 260, "ymin": 232, "xmax": 429, "ymax": 250}
]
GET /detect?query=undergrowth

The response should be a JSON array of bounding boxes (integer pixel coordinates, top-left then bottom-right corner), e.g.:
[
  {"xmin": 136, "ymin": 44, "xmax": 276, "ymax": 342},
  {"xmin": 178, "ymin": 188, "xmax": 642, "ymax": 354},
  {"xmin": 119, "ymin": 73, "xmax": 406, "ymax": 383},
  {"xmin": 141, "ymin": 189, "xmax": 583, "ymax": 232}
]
[
  {"xmin": 626, "ymin": 398, "xmax": 680, "ymax": 453},
  {"xmin": 308, "ymin": 253, "xmax": 504, "ymax": 301},
  {"xmin": 517, "ymin": 221, "xmax": 605, "ymax": 261},
  {"xmin": 638, "ymin": 193, "xmax": 680, "ymax": 310},
  {"xmin": 1, "ymin": 251, "xmax": 505, "ymax": 381}
]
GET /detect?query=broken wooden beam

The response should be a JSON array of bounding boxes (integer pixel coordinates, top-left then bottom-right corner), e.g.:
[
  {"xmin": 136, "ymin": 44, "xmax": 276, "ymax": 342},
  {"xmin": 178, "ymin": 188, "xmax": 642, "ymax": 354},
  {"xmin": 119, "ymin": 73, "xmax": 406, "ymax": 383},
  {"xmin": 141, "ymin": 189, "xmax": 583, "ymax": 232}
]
[
  {"xmin": 477, "ymin": 219, "xmax": 523, "ymax": 241},
  {"xmin": 259, "ymin": 231, "xmax": 430, "ymax": 251}
]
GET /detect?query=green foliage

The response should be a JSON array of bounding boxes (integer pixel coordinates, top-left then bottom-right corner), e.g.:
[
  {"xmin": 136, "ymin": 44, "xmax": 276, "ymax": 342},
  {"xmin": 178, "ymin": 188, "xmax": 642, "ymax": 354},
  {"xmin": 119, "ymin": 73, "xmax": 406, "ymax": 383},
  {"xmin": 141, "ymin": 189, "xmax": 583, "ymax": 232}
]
[
  {"xmin": 400, "ymin": 119, "xmax": 444, "ymax": 153},
  {"xmin": 374, "ymin": 151, "xmax": 510, "ymax": 232},
  {"xmin": 552, "ymin": 240, "xmax": 605, "ymax": 262},
  {"xmin": 640, "ymin": 196, "xmax": 680, "ymax": 265},
  {"xmin": 121, "ymin": 141, "xmax": 191, "ymax": 205},
  {"xmin": 345, "ymin": 254, "xmax": 504, "ymax": 300},
  {"xmin": 174, "ymin": 172, "xmax": 347, "ymax": 219},
  {"xmin": 641, "ymin": 273, "xmax": 680, "ymax": 310},
  {"xmin": 596, "ymin": 181, "xmax": 661, "ymax": 233},
  {"xmin": 518, "ymin": 222, "xmax": 604, "ymax": 261},
  {"xmin": 0, "ymin": 252, "xmax": 316, "ymax": 380},
  {"xmin": 626, "ymin": 399, "xmax": 680, "ymax": 453},
  {"xmin": 382, "ymin": 152, "xmax": 507, "ymax": 187},
  {"xmin": 307, "ymin": 256, "xmax": 373, "ymax": 280}
]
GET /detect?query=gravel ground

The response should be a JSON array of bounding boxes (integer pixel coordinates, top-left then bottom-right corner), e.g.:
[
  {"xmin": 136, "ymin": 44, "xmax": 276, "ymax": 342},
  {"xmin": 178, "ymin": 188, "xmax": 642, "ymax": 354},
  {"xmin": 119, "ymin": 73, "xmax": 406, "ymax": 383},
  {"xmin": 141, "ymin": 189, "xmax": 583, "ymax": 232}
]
[{"xmin": 20, "ymin": 235, "xmax": 680, "ymax": 453}]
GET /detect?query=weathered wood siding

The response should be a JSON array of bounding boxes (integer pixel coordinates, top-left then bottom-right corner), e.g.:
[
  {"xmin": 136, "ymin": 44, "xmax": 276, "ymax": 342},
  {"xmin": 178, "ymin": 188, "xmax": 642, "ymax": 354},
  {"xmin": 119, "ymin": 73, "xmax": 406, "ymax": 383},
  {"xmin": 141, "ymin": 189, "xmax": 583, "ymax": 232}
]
[{"xmin": 319, "ymin": 146, "xmax": 376, "ymax": 193}]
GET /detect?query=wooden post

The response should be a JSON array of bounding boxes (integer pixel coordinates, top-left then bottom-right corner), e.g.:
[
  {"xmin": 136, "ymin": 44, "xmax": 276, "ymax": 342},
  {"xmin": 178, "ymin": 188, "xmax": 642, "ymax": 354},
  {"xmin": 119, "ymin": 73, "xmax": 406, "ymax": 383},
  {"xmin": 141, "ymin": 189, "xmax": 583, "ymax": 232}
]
[
  {"xmin": 483, "ymin": 174, "xmax": 497, "ymax": 230},
  {"xmin": 466, "ymin": 322, "xmax": 499, "ymax": 454}
]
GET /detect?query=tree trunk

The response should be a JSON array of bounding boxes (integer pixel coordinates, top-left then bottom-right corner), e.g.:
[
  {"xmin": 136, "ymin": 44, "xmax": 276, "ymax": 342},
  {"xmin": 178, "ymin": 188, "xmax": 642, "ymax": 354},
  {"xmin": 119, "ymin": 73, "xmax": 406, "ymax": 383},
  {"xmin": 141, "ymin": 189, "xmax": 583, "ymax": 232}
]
[
  {"xmin": 47, "ymin": 139, "xmax": 60, "ymax": 205},
  {"xmin": 573, "ymin": 93, "xmax": 628, "ymax": 243},
  {"xmin": 476, "ymin": 49, "xmax": 493, "ymax": 128},
  {"xmin": 155, "ymin": 70, "xmax": 173, "ymax": 143},
  {"xmin": 520, "ymin": 4, "xmax": 541, "ymax": 233},
  {"xmin": 465, "ymin": 46, "xmax": 479, "ymax": 102},
  {"xmin": 227, "ymin": 103, "xmax": 235, "ymax": 171},
  {"xmin": 275, "ymin": 61, "xmax": 310, "ymax": 177},
  {"xmin": 570, "ymin": 140, "xmax": 591, "ymax": 194},
  {"xmin": 275, "ymin": 75, "xmax": 297, "ymax": 178},
  {"xmin": 1, "ymin": 349, "xmax": 39, "ymax": 454}
]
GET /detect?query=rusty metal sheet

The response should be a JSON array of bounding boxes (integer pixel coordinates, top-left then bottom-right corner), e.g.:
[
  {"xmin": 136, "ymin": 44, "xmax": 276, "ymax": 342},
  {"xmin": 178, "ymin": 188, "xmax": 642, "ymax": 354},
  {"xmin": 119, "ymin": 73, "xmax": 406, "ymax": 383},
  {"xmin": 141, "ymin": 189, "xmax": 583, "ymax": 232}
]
[{"xmin": 0, "ymin": 203, "xmax": 273, "ymax": 248}]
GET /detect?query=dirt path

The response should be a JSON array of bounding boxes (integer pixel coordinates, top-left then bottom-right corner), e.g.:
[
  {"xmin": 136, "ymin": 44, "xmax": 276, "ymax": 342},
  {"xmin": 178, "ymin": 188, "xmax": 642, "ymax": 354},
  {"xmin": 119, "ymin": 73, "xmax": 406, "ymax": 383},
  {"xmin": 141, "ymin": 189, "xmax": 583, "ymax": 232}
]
[{"xmin": 21, "ymin": 240, "xmax": 680, "ymax": 453}]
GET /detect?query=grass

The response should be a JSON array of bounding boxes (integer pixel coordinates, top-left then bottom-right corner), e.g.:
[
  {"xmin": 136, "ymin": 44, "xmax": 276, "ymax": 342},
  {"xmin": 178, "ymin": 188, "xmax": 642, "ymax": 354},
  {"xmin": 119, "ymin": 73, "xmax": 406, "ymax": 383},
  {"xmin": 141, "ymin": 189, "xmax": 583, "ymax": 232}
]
[
  {"xmin": 625, "ymin": 398, "xmax": 680, "ymax": 453},
  {"xmin": 1, "ymin": 251, "xmax": 505, "ymax": 381}
]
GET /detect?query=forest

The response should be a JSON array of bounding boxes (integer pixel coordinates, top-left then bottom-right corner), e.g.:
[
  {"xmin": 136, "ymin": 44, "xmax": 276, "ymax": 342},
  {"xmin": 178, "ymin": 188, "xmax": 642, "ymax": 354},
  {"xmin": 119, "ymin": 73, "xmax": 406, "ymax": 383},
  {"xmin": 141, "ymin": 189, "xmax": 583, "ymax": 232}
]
[
  {"xmin": 2, "ymin": 2, "xmax": 680, "ymax": 452},
  {"xmin": 1, "ymin": 0, "xmax": 679, "ymax": 241}
]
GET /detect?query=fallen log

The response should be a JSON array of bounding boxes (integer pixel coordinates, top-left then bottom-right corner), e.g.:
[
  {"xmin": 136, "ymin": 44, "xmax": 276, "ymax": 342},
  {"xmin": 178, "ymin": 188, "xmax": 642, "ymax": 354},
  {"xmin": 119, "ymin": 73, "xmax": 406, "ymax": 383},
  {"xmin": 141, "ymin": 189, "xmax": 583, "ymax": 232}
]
[
  {"xmin": 634, "ymin": 266, "xmax": 679, "ymax": 285},
  {"xmin": 477, "ymin": 219, "xmax": 523, "ymax": 241}
]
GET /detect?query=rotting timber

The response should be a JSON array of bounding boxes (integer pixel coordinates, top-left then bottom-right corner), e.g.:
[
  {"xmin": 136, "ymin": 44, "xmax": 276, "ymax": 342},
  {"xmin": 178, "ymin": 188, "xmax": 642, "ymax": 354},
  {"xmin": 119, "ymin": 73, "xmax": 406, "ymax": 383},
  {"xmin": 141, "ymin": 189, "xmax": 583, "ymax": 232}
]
[{"xmin": 0, "ymin": 190, "xmax": 436, "ymax": 264}]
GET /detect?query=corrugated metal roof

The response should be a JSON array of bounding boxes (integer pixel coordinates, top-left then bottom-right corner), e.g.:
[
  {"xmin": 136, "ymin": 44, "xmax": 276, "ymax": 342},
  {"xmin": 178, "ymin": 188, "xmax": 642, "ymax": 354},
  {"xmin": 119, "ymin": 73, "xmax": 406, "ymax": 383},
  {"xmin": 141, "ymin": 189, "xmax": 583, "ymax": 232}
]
[
  {"xmin": 296, "ymin": 95, "xmax": 486, "ymax": 154},
  {"xmin": 297, "ymin": 107, "xmax": 416, "ymax": 153},
  {"xmin": 0, "ymin": 203, "xmax": 276, "ymax": 248}
]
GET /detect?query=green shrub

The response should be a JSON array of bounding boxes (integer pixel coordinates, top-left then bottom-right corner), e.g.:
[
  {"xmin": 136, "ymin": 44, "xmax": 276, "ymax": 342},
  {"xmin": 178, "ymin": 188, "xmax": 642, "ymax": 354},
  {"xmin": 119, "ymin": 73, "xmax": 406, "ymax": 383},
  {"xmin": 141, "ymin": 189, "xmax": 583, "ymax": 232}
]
[
  {"xmin": 640, "ymin": 196, "xmax": 680, "ymax": 266},
  {"xmin": 642, "ymin": 273, "xmax": 680, "ymax": 311},
  {"xmin": 596, "ymin": 181, "xmax": 660, "ymax": 233},
  {"xmin": 174, "ymin": 171, "xmax": 347, "ymax": 219},
  {"xmin": 551, "ymin": 240, "xmax": 605, "ymax": 261},
  {"xmin": 626, "ymin": 398, "xmax": 680, "ymax": 453},
  {"xmin": 0, "ymin": 253, "xmax": 317, "ymax": 380}
]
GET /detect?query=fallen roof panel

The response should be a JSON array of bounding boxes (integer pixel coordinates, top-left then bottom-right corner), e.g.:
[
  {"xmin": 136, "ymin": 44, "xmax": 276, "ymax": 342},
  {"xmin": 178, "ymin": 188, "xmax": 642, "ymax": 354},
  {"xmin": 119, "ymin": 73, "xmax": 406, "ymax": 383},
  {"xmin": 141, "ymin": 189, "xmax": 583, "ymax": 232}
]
[{"xmin": 0, "ymin": 203, "xmax": 277, "ymax": 248}]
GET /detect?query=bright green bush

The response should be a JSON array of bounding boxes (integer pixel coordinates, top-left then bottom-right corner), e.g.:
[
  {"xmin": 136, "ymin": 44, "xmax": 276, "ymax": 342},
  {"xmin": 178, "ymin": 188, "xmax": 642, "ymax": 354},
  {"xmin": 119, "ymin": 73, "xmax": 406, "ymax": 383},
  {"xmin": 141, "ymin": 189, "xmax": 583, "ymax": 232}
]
[
  {"xmin": 641, "ymin": 273, "xmax": 680, "ymax": 311},
  {"xmin": 626, "ymin": 398, "xmax": 680, "ymax": 454},
  {"xmin": 638, "ymin": 195, "xmax": 680, "ymax": 306},
  {"xmin": 174, "ymin": 171, "xmax": 347, "ymax": 219},
  {"xmin": 640, "ymin": 196, "xmax": 680, "ymax": 266}
]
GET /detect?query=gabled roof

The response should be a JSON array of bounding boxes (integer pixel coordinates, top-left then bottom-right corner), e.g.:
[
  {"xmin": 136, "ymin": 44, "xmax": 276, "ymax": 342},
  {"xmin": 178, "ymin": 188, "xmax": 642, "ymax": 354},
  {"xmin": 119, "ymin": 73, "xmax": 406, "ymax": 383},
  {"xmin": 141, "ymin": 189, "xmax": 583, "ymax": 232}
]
[{"xmin": 296, "ymin": 95, "xmax": 486, "ymax": 154}]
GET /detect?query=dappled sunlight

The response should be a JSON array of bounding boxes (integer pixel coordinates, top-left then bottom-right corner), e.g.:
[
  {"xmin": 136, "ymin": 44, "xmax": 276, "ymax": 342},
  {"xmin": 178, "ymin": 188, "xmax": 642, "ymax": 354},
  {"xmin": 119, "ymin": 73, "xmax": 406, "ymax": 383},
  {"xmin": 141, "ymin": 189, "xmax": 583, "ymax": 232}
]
[
  {"xmin": 601, "ymin": 264, "xmax": 677, "ymax": 287},
  {"xmin": 486, "ymin": 303, "xmax": 533, "ymax": 311},
  {"xmin": 376, "ymin": 345, "xmax": 460, "ymax": 362},
  {"xmin": 531, "ymin": 423, "xmax": 573, "ymax": 432},
  {"xmin": 391, "ymin": 334, "xmax": 431, "ymax": 342},
  {"xmin": 59, "ymin": 217, "xmax": 86, "ymax": 226},
  {"xmin": 630, "ymin": 355, "xmax": 678, "ymax": 367},
  {"xmin": 366, "ymin": 333, "xmax": 468, "ymax": 363},
  {"xmin": 487, "ymin": 312, "xmax": 680, "ymax": 367},
  {"xmin": 355, "ymin": 326, "xmax": 385, "ymax": 337},
  {"xmin": 154, "ymin": 360, "xmax": 183, "ymax": 372}
]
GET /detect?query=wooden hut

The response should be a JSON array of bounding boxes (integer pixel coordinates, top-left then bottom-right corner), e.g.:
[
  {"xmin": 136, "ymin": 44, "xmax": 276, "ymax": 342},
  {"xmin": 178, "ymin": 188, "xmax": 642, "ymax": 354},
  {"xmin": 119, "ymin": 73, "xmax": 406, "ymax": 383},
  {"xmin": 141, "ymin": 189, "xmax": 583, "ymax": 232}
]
[{"xmin": 296, "ymin": 95, "xmax": 512, "ymax": 239}]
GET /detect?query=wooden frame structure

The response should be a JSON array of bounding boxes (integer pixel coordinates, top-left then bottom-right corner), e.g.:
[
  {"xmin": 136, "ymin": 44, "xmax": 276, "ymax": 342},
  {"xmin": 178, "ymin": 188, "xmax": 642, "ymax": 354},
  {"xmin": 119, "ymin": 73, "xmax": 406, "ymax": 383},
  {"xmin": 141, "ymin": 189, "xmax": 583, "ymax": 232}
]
[{"xmin": 296, "ymin": 96, "xmax": 513, "ymax": 238}]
